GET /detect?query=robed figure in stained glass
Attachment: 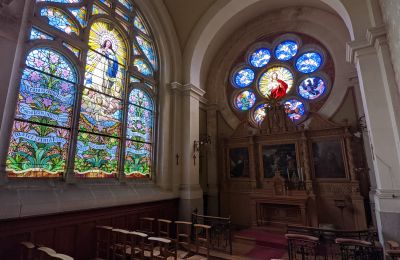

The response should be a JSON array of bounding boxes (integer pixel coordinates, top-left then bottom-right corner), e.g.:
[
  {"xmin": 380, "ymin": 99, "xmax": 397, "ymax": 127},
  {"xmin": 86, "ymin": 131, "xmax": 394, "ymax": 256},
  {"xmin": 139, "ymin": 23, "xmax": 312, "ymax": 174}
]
[
  {"xmin": 270, "ymin": 72, "xmax": 288, "ymax": 99},
  {"xmin": 86, "ymin": 39, "xmax": 119, "ymax": 95}
]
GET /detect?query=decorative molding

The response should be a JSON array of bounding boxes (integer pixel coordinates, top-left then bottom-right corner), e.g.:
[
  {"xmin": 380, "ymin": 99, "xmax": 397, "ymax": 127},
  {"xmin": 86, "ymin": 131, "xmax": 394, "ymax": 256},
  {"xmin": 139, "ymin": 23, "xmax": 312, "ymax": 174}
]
[
  {"xmin": 183, "ymin": 83, "xmax": 206, "ymax": 100},
  {"xmin": 346, "ymin": 26, "xmax": 387, "ymax": 64}
]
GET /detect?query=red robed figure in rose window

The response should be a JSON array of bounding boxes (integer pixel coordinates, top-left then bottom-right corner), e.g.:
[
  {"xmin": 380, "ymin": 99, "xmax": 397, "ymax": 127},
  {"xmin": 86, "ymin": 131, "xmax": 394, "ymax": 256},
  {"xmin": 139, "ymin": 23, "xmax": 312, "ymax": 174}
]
[{"xmin": 270, "ymin": 72, "xmax": 288, "ymax": 99}]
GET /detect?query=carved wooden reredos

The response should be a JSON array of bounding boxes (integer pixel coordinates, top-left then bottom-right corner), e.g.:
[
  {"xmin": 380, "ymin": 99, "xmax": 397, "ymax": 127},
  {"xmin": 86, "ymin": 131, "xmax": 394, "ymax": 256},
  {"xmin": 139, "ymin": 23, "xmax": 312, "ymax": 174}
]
[{"xmin": 220, "ymin": 103, "xmax": 368, "ymax": 230}]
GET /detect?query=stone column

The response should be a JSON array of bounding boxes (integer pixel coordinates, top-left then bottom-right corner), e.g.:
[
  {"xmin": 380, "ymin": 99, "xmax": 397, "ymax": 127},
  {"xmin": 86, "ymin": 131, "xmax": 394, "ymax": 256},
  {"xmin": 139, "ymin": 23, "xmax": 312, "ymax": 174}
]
[
  {"xmin": 206, "ymin": 104, "xmax": 219, "ymax": 216},
  {"xmin": 179, "ymin": 84, "xmax": 205, "ymax": 220},
  {"xmin": 0, "ymin": 0, "xmax": 32, "ymax": 184},
  {"xmin": 347, "ymin": 26, "xmax": 400, "ymax": 242}
]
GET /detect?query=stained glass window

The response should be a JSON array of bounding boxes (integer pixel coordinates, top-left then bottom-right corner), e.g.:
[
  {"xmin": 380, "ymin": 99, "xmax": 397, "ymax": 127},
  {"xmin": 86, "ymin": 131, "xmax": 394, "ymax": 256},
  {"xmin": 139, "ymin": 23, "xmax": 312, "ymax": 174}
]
[
  {"xmin": 229, "ymin": 33, "xmax": 332, "ymax": 125},
  {"xmin": 40, "ymin": 7, "xmax": 79, "ymax": 35},
  {"xmin": 37, "ymin": 0, "xmax": 81, "ymax": 3},
  {"xmin": 296, "ymin": 52, "xmax": 322, "ymax": 73},
  {"xmin": 134, "ymin": 58, "xmax": 153, "ymax": 76},
  {"xmin": 63, "ymin": 42, "xmax": 80, "ymax": 57},
  {"xmin": 7, "ymin": 48, "xmax": 76, "ymax": 177},
  {"xmin": 118, "ymin": 0, "xmax": 133, "ymax": 11},
  {"xmin": 9, "ymin": 0, "xmax": 158, "ymax": 179},
  {"xmin": 92, "ymin": 4, "xmax": 107, "ymax": 15},
  {"xmin": 249, "ymin": 48, "xmax": 271, "ymax": 68},
  {"xmin": 134, "ymin": 15, "xmax": 148, "ymax": 35},
  {"xmin": 258, "ymin": 67, "xmax": 293, "ymax": 98},
  {"xmin": 30, "ymin": 27, "xmax": 54, "ymax": 40},
  {"xmin": 275, "ymin": 40, "xmax": 298, "ymax": 61},
  {"xmin": 68, "ymin": 7, "xmax": 87, "ymax": 27},
  {"xmin": 253, "ymin": 103, "xmax": 269, "ymax": 124},
  {"xmin": 235, "ymin": 90, "xmax": 256, "ymax": 111},
  {"xmin": 284, "ymin": 99, "xmax": 306, "ymax": 121},
  {"xmin": 298, "ymin": 77, "xmax": 326, "ymax": 100},
  {"xmin": 136, "ymin": 35, "xmax": 157, "ymax": 69},
  {"xmin": 125, "ymin": 89, "xmax": 153, "ymax": 178},
  {"xmin": 233, "ymin": 68, "xmax": 254, "ymax": 88}
]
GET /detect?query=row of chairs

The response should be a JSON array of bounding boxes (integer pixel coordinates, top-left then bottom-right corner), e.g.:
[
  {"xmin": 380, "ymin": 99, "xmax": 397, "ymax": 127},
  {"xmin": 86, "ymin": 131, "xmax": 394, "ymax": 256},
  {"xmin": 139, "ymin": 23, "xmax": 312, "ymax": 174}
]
[
  {"xmin": 20, "ymin": 242, "xmax": 73, "ymax": 260},
  {"xmin": 96, "ymin": 217, "xmax": 212, "ymax": 260},
  {"xmin": 285, "ymin": 233, "xmax": 383, "ymax": 259}
]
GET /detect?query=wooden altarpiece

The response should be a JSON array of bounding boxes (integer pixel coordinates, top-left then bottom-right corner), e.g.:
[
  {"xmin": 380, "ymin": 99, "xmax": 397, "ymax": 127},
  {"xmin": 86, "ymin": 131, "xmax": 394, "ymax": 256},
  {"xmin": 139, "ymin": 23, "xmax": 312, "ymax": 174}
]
[{"xmin": 221, "ymin": 103, "xmax": 368, "ymax": 230}]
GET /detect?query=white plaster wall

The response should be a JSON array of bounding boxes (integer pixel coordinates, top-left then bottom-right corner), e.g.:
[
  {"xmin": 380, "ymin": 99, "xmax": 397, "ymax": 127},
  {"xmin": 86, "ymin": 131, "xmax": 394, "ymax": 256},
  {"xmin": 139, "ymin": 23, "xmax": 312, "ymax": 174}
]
[{"xmin": 379, "ymin": 0, "xmax": 400, "ymax": 92}]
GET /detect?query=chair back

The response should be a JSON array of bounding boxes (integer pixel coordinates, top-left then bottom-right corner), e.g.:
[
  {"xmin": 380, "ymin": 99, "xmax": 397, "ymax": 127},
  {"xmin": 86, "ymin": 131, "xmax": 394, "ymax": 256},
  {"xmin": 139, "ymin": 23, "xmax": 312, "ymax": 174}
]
[
  {"xmin": 138, "ymin": 217, "xmax": 155, "ymax": 236},
  {"xmin": 20, "ymin": 241, "xmax": 35, "ymax": 260},
  {"xmin": 111, "ymin": 229, "xmax": 130, "ymax": 260},
  {"xmin": 285, "ymin": 233, "xmax": 319, "ymax": 260},
  {"xmin": 128, "ymin": 231, "xmax": 148, "ymax": 260},
  {"xmin": 193, "ymin": 224, "xmax": 211, "ymax": 258},
  {"xmin": 157, "ymin": 219, "xmax": 172, "ymax": 238},
  {"xmin": 95, "ymin": 225, "xmax": 113, "ymax": 259},
  {"xmin": 148, "ymin": 237, "xmax": 176, "ymax": 260},
  {"xmin": 335, "ymin": 238, "xmax": 379, "ymax": 260}
]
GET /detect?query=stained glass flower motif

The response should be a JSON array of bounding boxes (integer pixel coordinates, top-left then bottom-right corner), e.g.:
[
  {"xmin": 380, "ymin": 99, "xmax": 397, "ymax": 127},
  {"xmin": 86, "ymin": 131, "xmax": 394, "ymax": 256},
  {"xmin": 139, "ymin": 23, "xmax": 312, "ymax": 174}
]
[
  {"xmin": 74, "ymin": 132, "xmax": 119, "ymax": 178},
  {"xmin": 296, "ymin": 52, "xmax": 322, "ymax": 73},
  {"xmin": 258, "ymin": 67, "xmax": 293, "ymax": 98},
  {"xmin": 275, "ymin": 40, "xmax": 298, "ymax": 61},
  {"xmin": 298, "ymin": 77, "xmax": 326, "ymax": 100},
  {"xmin": 235, "ymin": 90, "xmax": 256, "ymax": 111},
  {"xmin": 249, "ymin": 48, "xmax": 271, "ymax": 68},
  {"xmin": 125, "ymin": 141, "xmax": 151, "ymax": 177},
  {"xmin": 30, "ymin": 27, "xmax": 54, "ymax": 40},
  {"xmin": 40, "ymin": 7, "xmax": 79, "ymax": 35},
  {"xmin": 284, "ymin": 99, "xmax": 306, "ymax": 121},
  {"xmin": 129, "ymin": 89, "xmax": 153, "ymax": 109},
  {"xmin": 134, "ymin": 58, "xmax": 153, "ymax": 76},
  {"xmin": 25, "ymin": 48, "xmax": 77, "ymax": 83},
  {"xmin": 253, "ymin": 103, "xmax": 269, "ymax": 124},
  {"xmin": 233, "ymin": 68, "xmax": 254, "ymax": 88},
  {"xmin": 136, "ymin": 35, "xmax": 157, "ymax": 69}
]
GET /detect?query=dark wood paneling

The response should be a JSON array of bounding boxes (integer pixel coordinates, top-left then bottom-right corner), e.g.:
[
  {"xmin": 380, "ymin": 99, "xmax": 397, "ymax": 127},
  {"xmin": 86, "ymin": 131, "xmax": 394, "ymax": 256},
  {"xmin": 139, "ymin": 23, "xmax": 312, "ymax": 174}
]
[{"xmin": 0, "ymin": 199, "xmax": 179, "ymax": 260}]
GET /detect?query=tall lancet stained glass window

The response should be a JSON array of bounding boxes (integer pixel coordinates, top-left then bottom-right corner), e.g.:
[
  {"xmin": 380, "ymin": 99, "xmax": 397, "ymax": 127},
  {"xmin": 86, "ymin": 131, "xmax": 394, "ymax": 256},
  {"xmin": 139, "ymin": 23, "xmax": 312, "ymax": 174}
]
[
  {"xmin": 7, "ymin": 0, "xmax": 158, "ymax": 179},
  {"xmin": 228, "ymin": 33, "xmax": 334, "ymax": 126}
]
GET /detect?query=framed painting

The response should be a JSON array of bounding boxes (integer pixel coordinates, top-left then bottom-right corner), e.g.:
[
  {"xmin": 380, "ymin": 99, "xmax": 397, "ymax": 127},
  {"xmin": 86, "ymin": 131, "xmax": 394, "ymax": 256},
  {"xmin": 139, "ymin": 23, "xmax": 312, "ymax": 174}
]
[
  {"xmin": 261, "ymin": 143, "xmax": 298, "ymax": 180},
  {"xmin": 312, "ymin": 139, "xmax": 347, "ymax": 178},
  {"xmin": 229, "ymin": 147, "xmax": 249, "ymax": 178}
]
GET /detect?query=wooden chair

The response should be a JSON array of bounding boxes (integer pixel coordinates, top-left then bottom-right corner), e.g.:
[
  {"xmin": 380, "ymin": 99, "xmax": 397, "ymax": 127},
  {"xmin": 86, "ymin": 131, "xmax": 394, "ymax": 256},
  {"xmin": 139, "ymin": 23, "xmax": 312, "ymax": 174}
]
[
  {"xmin": 148, "ymin": 237, "xmax": 177, "ymax": 260},
  {"xmin": 335, "ymin": 238, "xmax": 378, "ymax": 260},
  {"xmin": 110, "ymin": 228, "xmax": 130, "ymax": 260},
  {"xmin": 285, "ymin": 233, "xmax": 319, "ymax": 260},
  {"xmin": 137, "ymin": 217, "xmax": 155, "ymax": 236},
  {"xmin": 20, "ymin": 241, "xmax": 35, "ymax": 260},
  {"xmin": 193, "ymin": 224, "xmax": 211, "ymax": 258},
  {"xmin": 175, "ymin": 221, "xmax": 192, "ymax": 258},
  {"xmin": 126, "ymin": 231, "xmax": 148, "ymax": 260},
  {"xmin": 387, "ymin": 249, "xmax": 400, "ymax": 260},
  {"xmin": 388, "ymin": 240, "xmax": 400, "ymax": 250},
  {"xmin": 95, "ymin": 225, "xmax": 113, "ymax": 260},
  {"xmin": 157, "ymin": 219, "xmax": 172, "ymax": 239}
]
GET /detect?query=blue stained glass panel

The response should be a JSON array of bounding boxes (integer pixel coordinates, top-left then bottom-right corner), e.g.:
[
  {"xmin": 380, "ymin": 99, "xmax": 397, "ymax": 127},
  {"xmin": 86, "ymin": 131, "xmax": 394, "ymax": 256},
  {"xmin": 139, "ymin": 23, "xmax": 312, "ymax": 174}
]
[
  {"xmin": 133, "ymin": 59, "xmax": 153, "ymax": 76},
  {"xmin": 118, "ymin": 0, "xmax": 133, "ymax": 11},
  {"xmin": 235, "ymin": 90, "xmax": 256, "ymax": 111},
  {"xmin": 275, "ymin": 40, "xmax": 298, "ymax": 61},
  {"xmin": 134, "ymin": 15, "xmax": 148, "ymax": 35},
  {"xmin": 298, "ymin": 77, "xmax": 326, "ymax": 100},
  {"xmin": 136, "ymin": 36, "xmax": 157, "ymax": 69},
  {"xmin": 40, "ymin": 7, "xmax": 79, "ymax": 35},
  {"xmin": 130, "ymin": 76, "xmax": 140, "ymax": 83},
  {"xmin": 68, "ymin": 7, "xmax": 87, "ymax": 27},
  {"xmin": 233, "ymin": 68, "xmax": 254, "ymax": 88},
  {"xmin": 284, "ymin": 99, "xmax": 306, "ymax": 121},
  {"xmin": 30, "ymin": 27, "xmax": 54, "ymax": 40},
  {"xmin": 25, "ymin": 48, "xmax": 76, "ymax": 83},
  {"xmin": 99, "ymin": 0, "xmax": 112, "ymax": 8},
  {"xmin": 92, "ymin": 4, "xmax": 107, "ymax": 15},
  {"xmin": 249, "ymin": 48, "xmax": 271, "ymax": 68},
  {"xmin": 296, "ymin": 52, "xmax": 322, "ymax": 73}
]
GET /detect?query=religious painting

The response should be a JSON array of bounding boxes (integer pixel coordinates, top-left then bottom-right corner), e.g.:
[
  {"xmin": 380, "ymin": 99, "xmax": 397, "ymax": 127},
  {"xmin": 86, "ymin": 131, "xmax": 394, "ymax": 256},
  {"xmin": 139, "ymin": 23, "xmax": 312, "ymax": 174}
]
[
  {"xmin": 84, "ymin": 21, "xmax": 126, "ymax": 98},
  {"xmin": 74, "ymin": 132, "xmax": 119, "ymax": 178},
  {"xmin": 262, "ymin": 143, "xmax": 299, "ymax": 180},
  {"xmin": 312, "ymin": 139, "xmax": 346, "ymax": 178},
  {"xmin": 229, "ymin": 147, "xmax": 249, "ymax": 178},
  {"xmin": 258, "ymin": 66, "xmax": 294, "ymax": 99}
]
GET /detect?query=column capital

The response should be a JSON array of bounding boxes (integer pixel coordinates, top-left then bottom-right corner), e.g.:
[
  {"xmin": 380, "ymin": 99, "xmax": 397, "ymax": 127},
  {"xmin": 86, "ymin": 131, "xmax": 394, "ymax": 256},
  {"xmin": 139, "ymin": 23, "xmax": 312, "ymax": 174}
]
[
  {"xmin": 182, "ymin": 84, "xmax": 206, "ymax": 100},
  {"xmin": 346, "ymin": 26, "xmax": 387, "ymax": 64}
]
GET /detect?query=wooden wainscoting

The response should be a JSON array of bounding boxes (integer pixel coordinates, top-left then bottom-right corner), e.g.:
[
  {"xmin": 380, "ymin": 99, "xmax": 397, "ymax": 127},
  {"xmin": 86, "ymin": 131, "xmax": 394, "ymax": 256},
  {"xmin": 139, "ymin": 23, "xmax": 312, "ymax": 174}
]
[{"xmin": 0, "ymin": 199, "xmax": 178, "ymax": 260}]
